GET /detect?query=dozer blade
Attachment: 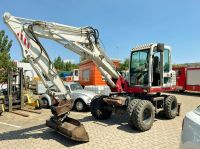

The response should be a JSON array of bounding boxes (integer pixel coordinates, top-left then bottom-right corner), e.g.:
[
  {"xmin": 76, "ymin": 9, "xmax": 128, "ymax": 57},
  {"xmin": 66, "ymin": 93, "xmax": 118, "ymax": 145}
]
[{"xmin": 46, "ymin": 116, "xmax": 89, "ymax": 142}]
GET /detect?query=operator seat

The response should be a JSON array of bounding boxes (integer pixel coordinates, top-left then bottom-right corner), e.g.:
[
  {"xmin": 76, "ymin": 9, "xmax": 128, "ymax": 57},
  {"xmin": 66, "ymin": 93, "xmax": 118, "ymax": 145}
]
[{"xmin": 152, "ymin": 56, "xmax": 160, "ymax": 86}]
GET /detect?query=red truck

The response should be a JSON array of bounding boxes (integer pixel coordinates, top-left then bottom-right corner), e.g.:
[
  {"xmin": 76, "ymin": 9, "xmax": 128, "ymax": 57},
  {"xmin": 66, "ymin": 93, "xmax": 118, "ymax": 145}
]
[{"xmin": 173, "ymin": 66, "xmax": 200, "ymax": 92}]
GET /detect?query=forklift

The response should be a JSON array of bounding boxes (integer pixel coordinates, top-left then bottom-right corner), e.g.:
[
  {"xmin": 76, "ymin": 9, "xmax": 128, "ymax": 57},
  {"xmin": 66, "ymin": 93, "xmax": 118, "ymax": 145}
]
[
  {"xmin": 0, "ymin": 68, "xmax": 24, "ymax": 114},
  {"xmin": 0, "ymin": 67, "xmax": 41, "ymax": 116}
]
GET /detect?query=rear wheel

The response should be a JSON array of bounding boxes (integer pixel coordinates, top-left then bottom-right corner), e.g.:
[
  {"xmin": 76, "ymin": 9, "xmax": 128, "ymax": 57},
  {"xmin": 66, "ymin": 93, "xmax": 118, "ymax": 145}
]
[
  {"xmin": 132, "ymin": 100, "xmax": 155, "ymax": 131},
  {"xmin": 91, "ymin": 95, "xmax": 112, "ymax": 120},
  {"xmin": 75, "ymin": 99, "xmax": 87, "ymax": 112},
  {"xmin": 164, "ymin": 95, "xmax": 178, "ymax": 119},
  {"xmin": 127, "ymin": 99, "xmax": 141, "ymax": 127}
]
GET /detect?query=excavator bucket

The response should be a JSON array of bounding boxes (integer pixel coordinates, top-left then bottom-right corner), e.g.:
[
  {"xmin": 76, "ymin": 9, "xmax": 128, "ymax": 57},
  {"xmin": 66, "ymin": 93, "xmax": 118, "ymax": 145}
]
[
  {"xmin": 45, "ymin": 94, "xmax": 89, "ymax": 142},
  {"xmin": 46, "ymin": 116, "xmax": 89, "ymax": 142}
]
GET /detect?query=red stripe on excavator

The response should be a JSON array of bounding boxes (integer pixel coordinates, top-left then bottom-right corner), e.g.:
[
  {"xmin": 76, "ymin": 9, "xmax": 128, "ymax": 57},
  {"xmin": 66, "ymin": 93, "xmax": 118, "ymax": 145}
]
[
  {"xmin": 20, "ymin": 33, "xmax": 23, "ymax": 41},
  {"xmin": 24, "ymin": 38, "xmax": 26, "ymax": 45},
  {"xmin": 16, "ymin": 32, "xmax": 30, "ymax": 49},
  {"xmin": 27, "ymin": 43, "xmax": 30, "ymax": 49}
]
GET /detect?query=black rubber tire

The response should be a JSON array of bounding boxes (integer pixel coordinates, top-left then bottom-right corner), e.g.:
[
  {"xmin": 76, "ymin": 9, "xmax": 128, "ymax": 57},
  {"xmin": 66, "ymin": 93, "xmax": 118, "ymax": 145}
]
[
  {"xmin": 156, "ymin": 92, "xmax": 161, "ymax": 96},
  {"xmin": 179, "ymin": 90, "xmax": 185, "ymax": 93},
  {"xmin": 127, "ymin": 99, "xmax": 141, "ymax": 127},
  {"xmin": 90, "ymin": 95, "xmax": 112, "ymax": 120},
  {"xmin": 132, "ymin": 100, "xmax": 155, "ymax": 131},
  {"xmin": 164, "ymin": 95, "xmax": 178, "ymax": 119},
  {"xmin": 74, "ymin": 99, "xmax": 87, "ymax": 112},
  {"xmin": 41, "ymin": 98, "xmax": 49, "ymax": 109}
]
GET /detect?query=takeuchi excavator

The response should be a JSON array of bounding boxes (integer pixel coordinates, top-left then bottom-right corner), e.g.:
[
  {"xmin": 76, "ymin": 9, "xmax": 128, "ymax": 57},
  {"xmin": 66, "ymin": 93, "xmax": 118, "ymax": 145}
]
[{"xmin": 3, "ymin": 12, "xmax": 179, "ymax": 142}]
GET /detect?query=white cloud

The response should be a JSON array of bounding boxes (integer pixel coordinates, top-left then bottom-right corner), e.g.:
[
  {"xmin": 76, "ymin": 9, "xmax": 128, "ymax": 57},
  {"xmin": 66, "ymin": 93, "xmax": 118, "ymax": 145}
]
[{"xmin": 63, "ymin": 59, "xmax": 75, "ymax": 63}]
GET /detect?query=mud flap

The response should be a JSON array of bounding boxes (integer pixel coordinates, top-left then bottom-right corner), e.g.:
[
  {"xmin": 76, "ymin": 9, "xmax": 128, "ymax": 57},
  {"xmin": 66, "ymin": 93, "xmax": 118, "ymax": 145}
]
[
  {"xmin": 177, "ymin": 103, "xmax": 181, "ymax": 116},
  {"xmin": 46, "ymin": 116, "xmax": 89, "ymax": 142}
]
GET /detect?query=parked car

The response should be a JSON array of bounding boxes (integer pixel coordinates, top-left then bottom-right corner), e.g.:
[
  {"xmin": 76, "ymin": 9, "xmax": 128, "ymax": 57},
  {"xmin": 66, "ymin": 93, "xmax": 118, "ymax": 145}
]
[
  {"xmin": 39, "ymin": 82, "xmax": 97, "ymax": 111},
  {"xmin": 180, "ymin": 105, "xmax": 200, "ymax": 149}
]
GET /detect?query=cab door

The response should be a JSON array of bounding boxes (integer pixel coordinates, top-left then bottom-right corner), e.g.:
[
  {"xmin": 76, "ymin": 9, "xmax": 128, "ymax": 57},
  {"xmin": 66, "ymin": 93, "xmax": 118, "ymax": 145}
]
[{"xmin": 163, "ymin": 48, "xmax": 176, "ymax": 87}]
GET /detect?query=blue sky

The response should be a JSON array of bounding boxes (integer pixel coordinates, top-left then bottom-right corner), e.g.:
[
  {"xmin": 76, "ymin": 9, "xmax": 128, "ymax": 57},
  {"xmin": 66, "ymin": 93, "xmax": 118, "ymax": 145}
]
[{"xmin": 0, "ymin": 0, "xmax": 200, "ymax": 64}]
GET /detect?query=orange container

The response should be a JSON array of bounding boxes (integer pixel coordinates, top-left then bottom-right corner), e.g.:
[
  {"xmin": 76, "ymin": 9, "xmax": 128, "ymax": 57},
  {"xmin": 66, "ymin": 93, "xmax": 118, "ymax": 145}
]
[{"xmin": 79, "ymin": 59, "xmax": 120, "ymax": 86}]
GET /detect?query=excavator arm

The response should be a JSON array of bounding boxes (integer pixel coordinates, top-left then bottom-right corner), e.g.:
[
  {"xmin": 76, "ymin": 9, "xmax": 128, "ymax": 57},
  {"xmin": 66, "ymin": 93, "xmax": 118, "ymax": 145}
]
[{"xmin": 3, "ymin": 12, "xmax": 125, "ymax": 142}]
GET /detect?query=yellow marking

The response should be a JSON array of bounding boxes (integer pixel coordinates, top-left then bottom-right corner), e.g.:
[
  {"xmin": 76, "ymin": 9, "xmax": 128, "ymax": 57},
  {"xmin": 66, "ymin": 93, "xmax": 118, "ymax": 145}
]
[
  {"xmin": 1, "ymin": 104, "xmax": 4, "ymax": 112},
  {"xmin": 24, "ymin": 94, "xmax": 31, "ymax": 103},
  {"xmin": 36, "ymin": 100, "xmax": 39, "ymax": 108}
]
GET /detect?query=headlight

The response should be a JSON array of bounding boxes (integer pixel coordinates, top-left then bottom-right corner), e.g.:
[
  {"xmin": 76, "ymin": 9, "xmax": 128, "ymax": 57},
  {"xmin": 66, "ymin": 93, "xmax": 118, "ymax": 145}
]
[
  {"xmin": 81, "ymin": 95, "xmax": 92, "ymax": 104},
  {"xmin": 86, "ymin": 97, "xmax": 92, "ymax": 103}
]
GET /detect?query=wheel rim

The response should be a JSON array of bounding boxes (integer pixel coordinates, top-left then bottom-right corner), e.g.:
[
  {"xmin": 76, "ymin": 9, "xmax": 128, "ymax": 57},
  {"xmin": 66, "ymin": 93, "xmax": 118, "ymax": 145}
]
[
  {"xmin": 96, "ymin": 109, "xmax": 103, "ymax": 117},
  {"xmin": 142, "ymin": 108, "xmax": 152, "ymax": 124},
  {"xmin": 42, "ymin": 99, "xmax": 48, "ymax": 107},
  {"xmin": 76, "ymin": 101, "xmax": 83, "ymax": 111}
]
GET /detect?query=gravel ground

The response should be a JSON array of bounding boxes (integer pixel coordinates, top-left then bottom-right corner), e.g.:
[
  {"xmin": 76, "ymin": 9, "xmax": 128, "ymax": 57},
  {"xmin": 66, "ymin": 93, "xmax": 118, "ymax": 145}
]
[{"xmin": 0, "ymin": 92, "xmax": 200, "ymax": 149}]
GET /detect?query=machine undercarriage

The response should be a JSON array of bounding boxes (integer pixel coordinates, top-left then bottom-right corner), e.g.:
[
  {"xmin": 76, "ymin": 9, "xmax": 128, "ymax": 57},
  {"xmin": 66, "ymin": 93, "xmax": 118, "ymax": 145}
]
[{"xmin": 91, "ymin": 93, "xmax": 180, "ymax": 131}]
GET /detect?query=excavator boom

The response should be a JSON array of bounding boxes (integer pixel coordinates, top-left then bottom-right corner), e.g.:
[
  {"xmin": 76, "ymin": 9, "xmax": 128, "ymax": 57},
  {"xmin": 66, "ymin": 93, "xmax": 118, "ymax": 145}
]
[{"xmin": 3, "ymin": 12, "xmax": 120, "ymax": 89}]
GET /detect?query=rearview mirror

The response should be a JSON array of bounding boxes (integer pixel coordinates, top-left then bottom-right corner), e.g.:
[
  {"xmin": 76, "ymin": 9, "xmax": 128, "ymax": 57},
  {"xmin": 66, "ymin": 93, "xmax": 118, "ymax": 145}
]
[{"xmin": 157, "ymin": 43, "xmax": 164, "ymax": 52}]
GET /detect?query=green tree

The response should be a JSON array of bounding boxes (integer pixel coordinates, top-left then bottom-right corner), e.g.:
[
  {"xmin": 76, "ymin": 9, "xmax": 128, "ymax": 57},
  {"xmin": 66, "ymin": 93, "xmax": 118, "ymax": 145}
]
[
  {"xmin": 54, "ymin": 56, "xmax": 78, "ymax": 71},
  {"xmin": 54, "ymin": 56, "xmax": 64, "ymax": 71},
  {"xmin": 65, "ymin": 61, "xmax": 78, "ymax": 71},
  {"xmin": 0, "ymin": 30, "xmax": 12, "ymax": 52},
  {"xmin": 118, "ymin": 58, "xmax": 130, "ymax": 71},
  {"xmin": 0, "ymin": 30, "xmax": 13, "ymax": 83},
  {"xmin": 71, "ymin": 63, "xmax": 78, "ymax": 69},
  {"xmin": 65, "ymin": 61, "xmax": 72, "ymax": 71}
]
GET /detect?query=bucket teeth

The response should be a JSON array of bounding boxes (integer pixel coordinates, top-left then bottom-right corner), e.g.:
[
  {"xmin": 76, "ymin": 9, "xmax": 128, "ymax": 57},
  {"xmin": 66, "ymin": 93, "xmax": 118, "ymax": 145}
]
[{"xmin": 46, "ymin": 117, "xmax": 89, "ymax": 142}]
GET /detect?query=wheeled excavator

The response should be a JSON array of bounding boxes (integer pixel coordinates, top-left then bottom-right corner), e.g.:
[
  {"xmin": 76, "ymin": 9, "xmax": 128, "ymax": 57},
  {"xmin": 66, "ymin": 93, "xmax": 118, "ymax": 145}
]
[{"xmin": 3, "ymin": 12, "xmax": 180, "ymax": 142}]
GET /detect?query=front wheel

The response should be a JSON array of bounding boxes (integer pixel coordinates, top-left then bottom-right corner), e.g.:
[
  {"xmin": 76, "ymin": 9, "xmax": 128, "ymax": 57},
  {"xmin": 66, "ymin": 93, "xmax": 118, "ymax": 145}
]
[
  {"xmin": 127, "ymin": 99, "xmax": 141, "ymax": 127},
  {"xmin": 131, "ymin": 100, "xmax": 155, "ymax": 131},
  {"xmin": 90, "ymin": 95, "xmax": 112, "ymax": 120}
]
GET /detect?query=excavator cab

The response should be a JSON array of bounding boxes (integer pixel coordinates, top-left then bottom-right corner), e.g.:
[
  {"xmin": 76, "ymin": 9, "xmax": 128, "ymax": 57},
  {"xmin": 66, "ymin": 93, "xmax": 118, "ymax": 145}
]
[{"xmin": 129, "ymin": 43, "xmax": 176, "ymax": 92}]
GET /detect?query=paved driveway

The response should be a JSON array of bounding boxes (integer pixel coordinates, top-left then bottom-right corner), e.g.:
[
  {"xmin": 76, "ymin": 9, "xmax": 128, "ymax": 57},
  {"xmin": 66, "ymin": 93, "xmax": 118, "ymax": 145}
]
[{"xmin": 0, "ymin": 92, "xmax": 200, "ymax": 149}]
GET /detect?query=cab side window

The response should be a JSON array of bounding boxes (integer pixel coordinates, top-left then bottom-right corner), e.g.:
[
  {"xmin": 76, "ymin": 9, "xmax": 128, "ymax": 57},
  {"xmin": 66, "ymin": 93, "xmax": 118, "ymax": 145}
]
[{"xmin": 164, "ymin": 49, "xmax": 170, "ymax": 73}]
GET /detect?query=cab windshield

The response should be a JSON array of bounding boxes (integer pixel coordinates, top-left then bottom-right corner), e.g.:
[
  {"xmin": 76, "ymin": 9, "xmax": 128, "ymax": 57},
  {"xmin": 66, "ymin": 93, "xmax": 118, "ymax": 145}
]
[{"xmin": 130, "ymin": 49, "xmax": 149, "ymax": 86}]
